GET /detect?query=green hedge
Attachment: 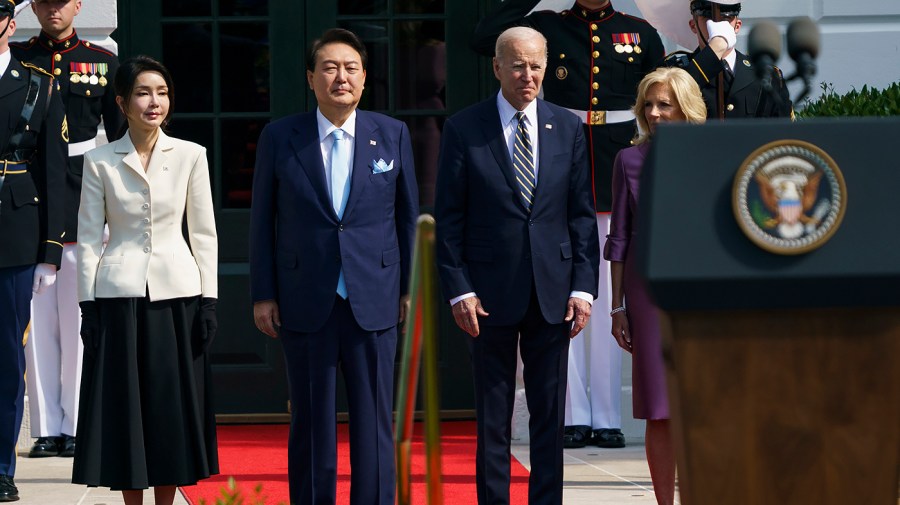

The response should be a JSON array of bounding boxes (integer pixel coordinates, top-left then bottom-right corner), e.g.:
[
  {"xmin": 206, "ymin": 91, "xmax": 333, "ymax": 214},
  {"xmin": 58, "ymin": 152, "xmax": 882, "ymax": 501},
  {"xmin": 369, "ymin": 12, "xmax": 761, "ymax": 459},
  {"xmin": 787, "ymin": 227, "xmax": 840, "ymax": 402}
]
[{"xmin": 796, "ymin": 82, "xmax": 900, "ymax": 118}]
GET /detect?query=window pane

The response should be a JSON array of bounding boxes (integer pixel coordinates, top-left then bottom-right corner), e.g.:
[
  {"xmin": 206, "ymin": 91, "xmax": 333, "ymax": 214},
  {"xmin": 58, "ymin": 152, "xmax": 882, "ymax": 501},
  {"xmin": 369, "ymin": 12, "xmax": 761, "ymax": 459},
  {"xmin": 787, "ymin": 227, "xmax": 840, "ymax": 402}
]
[
  {"xmin": 221, "ymin": 118, "xmax": 268, "ymax": 209},
  {"xmin": 219, "ymin": 0, "xmax": 268, "ymax": 16},
  {"xmin": 162, "ymin": 23, "xmax": 213, "ymax": 113},
  {"xmin": 165, "ymin": 118, "xmax": 216, "ymax": 196},
  {"xmin": 397, "ymin": 115, "xmax": 444, "ymax": 208},
  {"xmin": 338, "ymin": 0, "xmax": 387, "ymax": 15},
  {"xmin": 163, "ymin": 0, "xmax": 211, "ymax": 17},
  {"xmin": 395, "ymin": 0, "xmax": 445, "ymax": 14},
  {"xmin": 219, "ymin": 23, "xmax": 271, "ymax": 112},
  {"xmin": 339, "ymin": 20, "xmax": 389, "ymax": 111},
  {"xmin": 394, "ymin": 20, "xmax": 446, "ymax": 111}
]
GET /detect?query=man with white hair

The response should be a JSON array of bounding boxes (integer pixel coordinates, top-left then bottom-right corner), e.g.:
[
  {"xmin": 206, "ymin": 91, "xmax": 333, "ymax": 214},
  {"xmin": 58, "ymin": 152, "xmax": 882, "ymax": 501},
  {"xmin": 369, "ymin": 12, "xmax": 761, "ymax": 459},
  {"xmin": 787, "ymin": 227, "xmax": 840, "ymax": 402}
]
[{"xmin": 436, "ymin": 26, "xmax": 599, "ymax": 505}]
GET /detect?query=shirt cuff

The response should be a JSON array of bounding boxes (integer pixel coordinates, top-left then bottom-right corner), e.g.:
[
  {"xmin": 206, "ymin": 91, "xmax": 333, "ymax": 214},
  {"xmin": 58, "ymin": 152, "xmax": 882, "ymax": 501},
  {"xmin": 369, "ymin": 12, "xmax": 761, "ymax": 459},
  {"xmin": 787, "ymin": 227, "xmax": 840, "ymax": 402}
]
[
  {"xmin": 569, "ymin": 291, "xmax": 594, "ymax": 306},
  {"xmin": 450, "ymin": 292, "xmax": 477, "ymax": 306}
]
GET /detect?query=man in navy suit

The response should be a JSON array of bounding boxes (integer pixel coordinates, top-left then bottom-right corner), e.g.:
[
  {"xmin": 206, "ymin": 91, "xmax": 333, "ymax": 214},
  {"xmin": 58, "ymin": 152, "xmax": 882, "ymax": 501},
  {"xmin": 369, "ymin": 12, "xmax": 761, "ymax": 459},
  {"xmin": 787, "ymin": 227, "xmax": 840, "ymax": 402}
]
[
  {"xmin": 435, "ymin": 26, "xmax": 599, "ymax": 505},
  {"xmin": 249, "ymin": 28, "xmax": 418, "ymax": 505}
]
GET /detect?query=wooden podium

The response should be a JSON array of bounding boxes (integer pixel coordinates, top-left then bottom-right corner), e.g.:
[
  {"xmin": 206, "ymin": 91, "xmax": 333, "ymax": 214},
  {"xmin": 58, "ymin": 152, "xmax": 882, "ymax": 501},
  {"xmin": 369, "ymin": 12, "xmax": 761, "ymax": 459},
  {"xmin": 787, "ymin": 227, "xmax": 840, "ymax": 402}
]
[{"xmin": 637, "ymin": 118, "xmax": 900, "ymax": 504}]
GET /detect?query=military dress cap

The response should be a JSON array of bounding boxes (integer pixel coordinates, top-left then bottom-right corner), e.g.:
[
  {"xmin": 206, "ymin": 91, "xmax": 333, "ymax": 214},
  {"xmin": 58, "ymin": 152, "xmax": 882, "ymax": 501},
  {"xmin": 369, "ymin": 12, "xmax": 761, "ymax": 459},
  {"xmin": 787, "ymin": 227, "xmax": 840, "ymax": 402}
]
[
  {"xmin": 690, "ymin": 0, "xmax": 742, "ymax": 18},
  {"xmin": 0, "ymin": 0, "xmax": 15, "ymax": 17}
]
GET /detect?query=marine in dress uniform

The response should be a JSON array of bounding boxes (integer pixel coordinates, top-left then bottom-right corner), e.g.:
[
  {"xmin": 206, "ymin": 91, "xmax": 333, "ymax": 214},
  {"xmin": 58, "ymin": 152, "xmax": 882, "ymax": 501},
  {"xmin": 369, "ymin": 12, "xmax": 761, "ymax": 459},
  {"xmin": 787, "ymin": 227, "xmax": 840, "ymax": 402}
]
[
  {"xmin": 11, "ymin": 0, "xmax": 122, "ymax": 459},
  {"xmin": 661, "ymin": 0, "xmax": 793, "ymax": 119},
  {"xmin": 0, "ymin": 0, "xmax": 67, "ymax": 500},
  {"xmin": 471, "ymin": 0, "xmax": 664, "ymax": 449}
]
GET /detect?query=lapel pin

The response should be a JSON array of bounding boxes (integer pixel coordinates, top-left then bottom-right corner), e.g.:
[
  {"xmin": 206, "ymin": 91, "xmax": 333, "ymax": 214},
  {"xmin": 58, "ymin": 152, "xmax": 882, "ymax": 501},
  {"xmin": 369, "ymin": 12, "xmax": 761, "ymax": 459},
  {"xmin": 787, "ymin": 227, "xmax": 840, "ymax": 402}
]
[
  {"xmin": 545, "ymin": 124, "xmax": 553, "ymax": 129},
  {"xmin": 11, "ymin": 69, "xmax": 19, "ymax": 78},
  {"xmin": 370, "ymin": 140, "xmax": 377, "ymax": 145}
]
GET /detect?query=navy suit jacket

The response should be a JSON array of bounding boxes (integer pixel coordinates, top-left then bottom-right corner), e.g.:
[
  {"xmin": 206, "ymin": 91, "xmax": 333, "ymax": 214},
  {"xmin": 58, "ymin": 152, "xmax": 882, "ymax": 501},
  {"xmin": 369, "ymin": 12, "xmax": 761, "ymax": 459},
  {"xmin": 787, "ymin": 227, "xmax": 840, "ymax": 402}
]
[
  {"xmin": 435, "ymin": 97, "xmax": 600, "ymax": 326},
  {"xmin": 249, "ymin": 110, "xmax": 419, "ymax": 332}
]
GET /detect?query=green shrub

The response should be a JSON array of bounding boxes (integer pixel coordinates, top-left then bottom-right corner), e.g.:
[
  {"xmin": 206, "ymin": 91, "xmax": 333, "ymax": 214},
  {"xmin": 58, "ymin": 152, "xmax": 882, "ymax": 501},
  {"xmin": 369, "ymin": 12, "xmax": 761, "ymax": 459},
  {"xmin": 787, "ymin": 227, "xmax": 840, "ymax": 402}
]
[
  {"xmin": 198, "ymin": 477, "xmax": 286, "ymax": 505},
  {"xmin": 796, "ymin": 81, "xmax": 900, "ymax": 118}
]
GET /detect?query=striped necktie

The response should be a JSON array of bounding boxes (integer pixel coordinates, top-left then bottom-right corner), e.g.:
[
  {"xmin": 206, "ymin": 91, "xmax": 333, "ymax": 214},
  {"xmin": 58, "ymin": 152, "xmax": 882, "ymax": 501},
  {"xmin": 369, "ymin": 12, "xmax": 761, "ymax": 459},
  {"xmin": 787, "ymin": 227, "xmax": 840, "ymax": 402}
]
[{"xmin": 512, "ymin": 111, "xmax": 536, "ymax": 211}]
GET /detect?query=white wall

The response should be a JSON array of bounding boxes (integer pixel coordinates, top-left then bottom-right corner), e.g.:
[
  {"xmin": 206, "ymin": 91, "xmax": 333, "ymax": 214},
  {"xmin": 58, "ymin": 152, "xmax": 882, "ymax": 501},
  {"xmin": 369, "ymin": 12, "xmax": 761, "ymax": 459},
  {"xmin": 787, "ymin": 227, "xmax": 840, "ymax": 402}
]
[{"xmin": 533, "ymin": 0, "xmax": 900, "ymax": 104}]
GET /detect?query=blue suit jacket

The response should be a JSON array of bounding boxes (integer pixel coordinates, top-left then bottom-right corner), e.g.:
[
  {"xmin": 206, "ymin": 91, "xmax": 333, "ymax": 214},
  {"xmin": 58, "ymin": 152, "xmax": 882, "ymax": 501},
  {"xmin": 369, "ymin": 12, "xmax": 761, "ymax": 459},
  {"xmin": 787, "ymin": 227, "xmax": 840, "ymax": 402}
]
[
  {"xmin": 435, "ymin": 97, "xmax": 600, "ymax": 326},
  {"xmin": 249, "ymin": 110, "xmax": 419, "ymax": 332}
]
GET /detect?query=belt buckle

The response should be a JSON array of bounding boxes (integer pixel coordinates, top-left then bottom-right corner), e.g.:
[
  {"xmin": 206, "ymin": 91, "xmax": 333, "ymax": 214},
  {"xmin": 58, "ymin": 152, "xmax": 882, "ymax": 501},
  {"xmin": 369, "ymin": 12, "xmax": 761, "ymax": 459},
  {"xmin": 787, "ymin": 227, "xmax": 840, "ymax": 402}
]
[{"xmin": 589, "ymin": 110, "xmax": 607, "ymax": 125}]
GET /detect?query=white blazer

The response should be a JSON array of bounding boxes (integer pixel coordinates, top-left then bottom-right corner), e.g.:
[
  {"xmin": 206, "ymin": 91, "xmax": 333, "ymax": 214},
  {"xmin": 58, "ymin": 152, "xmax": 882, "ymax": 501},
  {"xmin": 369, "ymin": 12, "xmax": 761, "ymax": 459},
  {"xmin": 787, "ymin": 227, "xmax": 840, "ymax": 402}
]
[{"xmin": 77, "ymin": 130, "xmax": 218, "ymax": 302}]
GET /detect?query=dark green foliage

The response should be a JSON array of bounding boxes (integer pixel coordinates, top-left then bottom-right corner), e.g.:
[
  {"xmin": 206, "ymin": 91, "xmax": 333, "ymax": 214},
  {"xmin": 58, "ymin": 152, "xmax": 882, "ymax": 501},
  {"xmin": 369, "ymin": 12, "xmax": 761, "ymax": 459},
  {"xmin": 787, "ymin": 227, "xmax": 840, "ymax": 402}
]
[{"xmin": 797, "ymin": 82, "xmax": 900, "ymax": 118}]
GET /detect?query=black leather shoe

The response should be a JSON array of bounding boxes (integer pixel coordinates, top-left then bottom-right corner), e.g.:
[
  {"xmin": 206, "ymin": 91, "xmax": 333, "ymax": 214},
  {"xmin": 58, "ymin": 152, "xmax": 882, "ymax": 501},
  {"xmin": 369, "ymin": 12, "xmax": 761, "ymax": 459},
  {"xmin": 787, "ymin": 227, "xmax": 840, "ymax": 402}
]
[
  {"xmin": 563, "ymin": 425, "xmax": 593, "ymax": 448},
  {"xmin": 59, "ymin": 435, "xmax": 76, "ymax": 457},
  {"xmin": 28, "ymin": 437, "xmax": 61, "ymax": 458},
  {"xmin": 0, "ymin": 474, "xmax": 19, "ymax": 502},
  {"xmin": 592, "ymin": 428, "xmax": 626, "ymax": 448}
]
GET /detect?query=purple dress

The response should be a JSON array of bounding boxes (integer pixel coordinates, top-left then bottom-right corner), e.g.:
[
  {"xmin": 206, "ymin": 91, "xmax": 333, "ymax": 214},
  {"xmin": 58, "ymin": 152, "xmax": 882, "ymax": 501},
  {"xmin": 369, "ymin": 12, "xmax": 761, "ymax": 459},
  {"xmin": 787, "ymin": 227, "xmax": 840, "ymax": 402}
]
[{"xmin": 603, "ymin": 142, "xmax": 668, "ymax": 420}]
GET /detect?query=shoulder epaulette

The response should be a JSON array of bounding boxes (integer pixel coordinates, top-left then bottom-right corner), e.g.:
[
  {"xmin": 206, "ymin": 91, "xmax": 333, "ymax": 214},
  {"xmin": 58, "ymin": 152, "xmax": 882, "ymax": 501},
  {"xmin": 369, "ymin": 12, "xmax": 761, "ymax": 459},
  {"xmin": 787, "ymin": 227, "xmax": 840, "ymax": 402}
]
[
  {"xmin": 81, "ymin": 40, "xmax": 116, "ymax": 57},
  {"xmin": 621, "ymin": 13, "xmax": 652, "ymax": 24},
  {"xmin": 663, "ymin": 51, "xmax": 691, "ymax": 68},
  {"xmin": 20, "ymin": 62, "xmax": 53, "ymax": 77}
]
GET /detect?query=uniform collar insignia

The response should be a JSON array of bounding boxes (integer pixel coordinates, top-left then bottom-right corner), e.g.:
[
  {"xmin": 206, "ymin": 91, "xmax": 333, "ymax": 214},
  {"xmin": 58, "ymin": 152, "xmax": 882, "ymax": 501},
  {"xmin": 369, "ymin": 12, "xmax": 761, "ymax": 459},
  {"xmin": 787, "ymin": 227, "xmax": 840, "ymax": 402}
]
[
  {"xmin": 571, "ymin": 1, "xmax": 615, "ymax": 22},
  {"xmin": 39, "ymin": 30, "xmax": 80, "ymax": 51}
]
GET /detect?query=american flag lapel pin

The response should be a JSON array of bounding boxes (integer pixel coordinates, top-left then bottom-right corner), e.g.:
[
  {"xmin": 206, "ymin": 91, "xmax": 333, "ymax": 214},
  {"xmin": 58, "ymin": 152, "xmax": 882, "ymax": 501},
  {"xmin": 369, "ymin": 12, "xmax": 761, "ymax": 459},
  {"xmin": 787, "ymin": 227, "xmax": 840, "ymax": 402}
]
[
  {"xmin": 545, "ymin": 124, "xmax": 552, "ymax": 129},
  {"xmin": 370, "ymin": 140, "xmax": 377, "ymax": 145}
]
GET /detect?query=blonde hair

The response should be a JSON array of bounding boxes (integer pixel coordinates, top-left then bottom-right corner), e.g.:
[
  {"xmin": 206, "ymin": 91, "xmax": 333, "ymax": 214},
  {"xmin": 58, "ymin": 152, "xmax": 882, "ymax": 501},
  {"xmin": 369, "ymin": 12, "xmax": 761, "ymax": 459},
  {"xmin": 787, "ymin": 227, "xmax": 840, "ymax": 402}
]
[
  {"xmin": 632, "ymin": 67, "xmax": 707, "ymax": 145},
  {"xmin": 495, "ymin": 26, "xmax": 548, "ymax": 66}
]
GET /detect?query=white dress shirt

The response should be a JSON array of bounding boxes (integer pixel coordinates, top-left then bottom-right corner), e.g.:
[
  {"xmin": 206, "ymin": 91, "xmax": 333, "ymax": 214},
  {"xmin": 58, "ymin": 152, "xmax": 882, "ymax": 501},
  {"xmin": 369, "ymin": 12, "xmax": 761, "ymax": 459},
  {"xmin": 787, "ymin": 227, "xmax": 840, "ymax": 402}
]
[{"xmin": 0, "ymin": 49, "xmax": 11, "ymax": 77}]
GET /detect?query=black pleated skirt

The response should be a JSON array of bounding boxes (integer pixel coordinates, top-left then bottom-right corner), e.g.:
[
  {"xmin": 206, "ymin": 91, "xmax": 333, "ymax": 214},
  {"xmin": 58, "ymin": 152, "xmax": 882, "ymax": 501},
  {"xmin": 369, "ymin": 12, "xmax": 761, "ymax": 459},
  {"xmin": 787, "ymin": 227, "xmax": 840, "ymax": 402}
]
[{"xmin": 72, "ymin": 295, "xmax": 219, "ymax": 490}]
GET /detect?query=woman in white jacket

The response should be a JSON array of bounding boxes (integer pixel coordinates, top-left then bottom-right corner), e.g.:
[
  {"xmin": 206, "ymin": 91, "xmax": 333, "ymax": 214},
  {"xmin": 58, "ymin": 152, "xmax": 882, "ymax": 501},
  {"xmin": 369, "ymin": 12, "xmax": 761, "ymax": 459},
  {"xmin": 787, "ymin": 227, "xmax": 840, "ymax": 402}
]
[{"xmin": 73, "ymin": 55, "xmax": 219, "ymax": 505}]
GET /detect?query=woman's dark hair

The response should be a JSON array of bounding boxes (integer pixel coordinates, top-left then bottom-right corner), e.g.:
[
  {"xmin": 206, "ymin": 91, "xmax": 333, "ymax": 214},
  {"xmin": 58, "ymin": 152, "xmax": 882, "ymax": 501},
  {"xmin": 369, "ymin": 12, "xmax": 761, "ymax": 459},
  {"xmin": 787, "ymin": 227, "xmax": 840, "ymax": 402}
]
[
  {"xmin": 114, "ymin": 55, "xmax": 175, "ymax": 132},
  {"xmin": 306, "ymin": 28, "xmax": 368, "ymax": 72}
]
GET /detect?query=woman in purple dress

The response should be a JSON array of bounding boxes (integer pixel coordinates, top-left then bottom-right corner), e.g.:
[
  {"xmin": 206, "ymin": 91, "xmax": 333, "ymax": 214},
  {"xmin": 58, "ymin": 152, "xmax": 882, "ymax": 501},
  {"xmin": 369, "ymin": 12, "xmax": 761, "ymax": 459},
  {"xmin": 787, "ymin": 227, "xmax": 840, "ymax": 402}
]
[{"xmin": 603, "ymin": 67, "xmax": 706, "ymax": 505}]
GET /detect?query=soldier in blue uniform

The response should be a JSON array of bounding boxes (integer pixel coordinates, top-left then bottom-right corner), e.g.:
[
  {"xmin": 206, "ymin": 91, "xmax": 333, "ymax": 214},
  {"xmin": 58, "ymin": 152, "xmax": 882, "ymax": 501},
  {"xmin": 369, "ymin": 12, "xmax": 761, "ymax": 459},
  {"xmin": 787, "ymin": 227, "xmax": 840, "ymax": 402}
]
[
  {"xmin": 661, "ymin": 0, "xmax": 793, "ymax": 118},
  {"xmin": 0, "ymin": 0, "xmax": 67, "ymax": 500},
  {"xmin": 472, "ymin": 0, "xmax": 664, "ymax": 450},
  {"xmin": 11, "ymin": 0, "xmax": 122, "ymax": 459}
]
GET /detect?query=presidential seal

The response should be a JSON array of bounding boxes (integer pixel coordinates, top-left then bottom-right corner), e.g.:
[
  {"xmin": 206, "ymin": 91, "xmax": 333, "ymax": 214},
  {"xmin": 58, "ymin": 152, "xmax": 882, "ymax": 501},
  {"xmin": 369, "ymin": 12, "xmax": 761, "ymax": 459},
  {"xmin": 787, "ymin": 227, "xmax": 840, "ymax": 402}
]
[{"xmin": 732, "ymin": 140, "xmax": 846, "ymax": 255}]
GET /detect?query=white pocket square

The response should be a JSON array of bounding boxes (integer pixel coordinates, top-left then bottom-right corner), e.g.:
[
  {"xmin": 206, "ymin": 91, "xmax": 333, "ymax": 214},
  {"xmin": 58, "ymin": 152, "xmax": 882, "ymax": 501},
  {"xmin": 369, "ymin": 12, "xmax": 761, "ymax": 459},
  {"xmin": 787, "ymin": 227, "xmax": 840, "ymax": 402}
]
[{"xmin": 372, "ymin": 158, "xmax": 394, "ymax": 174}]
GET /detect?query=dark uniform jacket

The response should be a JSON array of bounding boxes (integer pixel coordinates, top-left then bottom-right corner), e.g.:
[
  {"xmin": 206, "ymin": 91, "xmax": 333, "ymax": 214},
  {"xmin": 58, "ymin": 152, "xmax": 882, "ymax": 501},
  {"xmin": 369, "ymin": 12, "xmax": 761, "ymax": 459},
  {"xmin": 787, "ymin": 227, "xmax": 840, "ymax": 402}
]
[
  {"xmin": 663, "ymin": 45, "xmax": 793, "ymax": 119},
  {"xmin": 12, "ymin": 31, "xmax": 123, "ymax": 241},
  {"xmin": 472, "ymin": 0, "xmax": 664, "ymax": 211},
  {"xmin": 0, "ymin": 57, "xmax": 67, "ymax": 268}
]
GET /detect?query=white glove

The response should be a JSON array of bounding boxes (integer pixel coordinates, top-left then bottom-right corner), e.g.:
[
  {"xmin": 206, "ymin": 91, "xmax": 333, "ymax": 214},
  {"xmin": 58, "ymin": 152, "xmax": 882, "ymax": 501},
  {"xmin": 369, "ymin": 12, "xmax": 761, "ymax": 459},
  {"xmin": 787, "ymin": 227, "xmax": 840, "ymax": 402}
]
[
  {"xmin": 32, "ymin": 263, "xmax": 57, "ymax": 295},
  {"xmin": 706, "ymin": 20, "xmax": 737, "ymax": 50}
]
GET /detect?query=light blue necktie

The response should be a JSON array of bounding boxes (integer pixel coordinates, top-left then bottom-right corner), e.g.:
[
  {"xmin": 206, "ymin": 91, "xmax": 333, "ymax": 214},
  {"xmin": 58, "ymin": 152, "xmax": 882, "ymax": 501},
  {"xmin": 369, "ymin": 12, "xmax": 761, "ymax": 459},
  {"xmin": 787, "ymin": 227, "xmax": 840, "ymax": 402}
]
[{"xmin": 330, "ymin": 129, "xmax": 350, "ymax": 298}]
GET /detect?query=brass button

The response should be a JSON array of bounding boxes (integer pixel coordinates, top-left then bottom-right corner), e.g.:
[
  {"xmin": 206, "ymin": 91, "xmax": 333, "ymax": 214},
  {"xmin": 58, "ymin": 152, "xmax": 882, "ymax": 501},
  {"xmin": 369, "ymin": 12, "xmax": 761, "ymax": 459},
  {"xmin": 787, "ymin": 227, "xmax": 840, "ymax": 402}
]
[
  {"xmin": 559, "ymin": 53, "xmax": 565, "ymax": 59},
  {"xmin": 53, "ymin": 68, "xmax": 61, "ymax": 76},
  {"xmin": 628, "ymin": 57, "xmax": 634, "ymax": 63},
  {"xmin": 85, "ymin": 89, "xmax": 91, "ymax": 96},
  {"xmin": 592, "ymin": 35, "xmax": 600, "ymax": 43},
  {"xmin": 591, "ymin": 97, "xmax": 599, "ymax": 105},
  {"xmin": 54, "ymin": 54, "xmax": 61, "ymax": 62},
  {"xmin": 33, "ymin": 197, "xmax": 39, "ymax": 202},
  {"xmin": 592, "ymin": 82, "xmax": 599, "ymax": 90},
  {"xmin": 592, "ymin": 51, "xmax": 600, "ymax": 59},
  {"xmin": 591, "ymin": 23, "xmax": 598, "ymax": 31},
  {"xmin": 592, "ymin": 66, "xmax": 599, "ymax": 74},
  {"xmin": 727, "ymin": 103, "xmax": 735, "ymax": 111},
  {"xmin": 84, "ymin": 41, "xmax": 90, "ymax": 47}
]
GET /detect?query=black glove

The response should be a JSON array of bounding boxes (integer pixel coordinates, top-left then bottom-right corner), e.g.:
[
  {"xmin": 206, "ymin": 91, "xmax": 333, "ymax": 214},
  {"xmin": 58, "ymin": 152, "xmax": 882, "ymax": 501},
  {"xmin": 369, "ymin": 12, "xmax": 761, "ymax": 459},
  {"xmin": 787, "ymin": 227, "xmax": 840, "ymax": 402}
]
[
  {"xmin": 79, "ymin": 301, "xmax": 100, "ymax": 358},
  {"xmin": 194, "ymin": 297, "xmax": 218, "ymax": 358}
]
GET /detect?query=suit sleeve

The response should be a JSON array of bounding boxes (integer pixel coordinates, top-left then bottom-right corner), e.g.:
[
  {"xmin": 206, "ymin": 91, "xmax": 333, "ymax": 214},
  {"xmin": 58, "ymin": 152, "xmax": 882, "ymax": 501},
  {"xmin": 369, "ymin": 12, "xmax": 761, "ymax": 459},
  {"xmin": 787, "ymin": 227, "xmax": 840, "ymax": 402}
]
[
  {"xmin": 185, "ymin": 147, "xmax": 219, "ymax": 298},
  {"xmin": 36, "ymin": 77, "xmax": 67, "ymax": 267},
  {"xmin": 395, "ymin": 122, "xmax": 419, "ymax": 297},
  {"xmin": 102, "ymin": 58, "xmax": 126, "ymax": 141},
  {"xmin": 566, "ymin": 121, "xmax": 600, "ymax": 297},
  {"xmin": 434, "ymin": 117, "xmax": 474, "ymax": 302},
  {"xmin": 76, "ymin": 151, "xmax": 105, "ymax": 302},
  {"xmin": 248, "ymin": 124, "xmax": 278, "ymax": 303},
  {"xmin": 603, "ymin": 150, "xmax": 632, "ymax": 262},
  {"xmin": 470, "ymin": 0, "xmax": 542, "ymax": 56}
]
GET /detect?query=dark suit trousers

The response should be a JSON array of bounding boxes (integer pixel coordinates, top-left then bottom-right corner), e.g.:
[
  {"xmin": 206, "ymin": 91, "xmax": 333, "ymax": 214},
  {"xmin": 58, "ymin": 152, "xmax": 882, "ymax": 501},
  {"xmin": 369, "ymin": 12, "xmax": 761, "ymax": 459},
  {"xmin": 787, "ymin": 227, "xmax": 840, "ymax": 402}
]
[
  {"xmin": 469, "ymin": 287, "xmax": 570, "ymax": 505},
  {"xmin": 0, "ymin": 265, "xmax": 34, "ymax": 476},
  {"xmin": 280, "ymin": 296, "xmax": 397, "ymax": 505}
]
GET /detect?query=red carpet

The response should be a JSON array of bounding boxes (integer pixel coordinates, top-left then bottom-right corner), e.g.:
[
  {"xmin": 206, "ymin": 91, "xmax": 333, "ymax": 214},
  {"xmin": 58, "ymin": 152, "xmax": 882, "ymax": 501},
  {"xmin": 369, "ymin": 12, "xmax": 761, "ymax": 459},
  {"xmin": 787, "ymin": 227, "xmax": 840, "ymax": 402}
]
[{"xmin": 181, "ymin": 421, "xmax": 530, "ymax": 504}]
